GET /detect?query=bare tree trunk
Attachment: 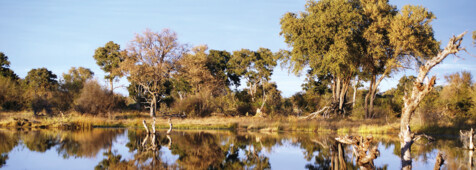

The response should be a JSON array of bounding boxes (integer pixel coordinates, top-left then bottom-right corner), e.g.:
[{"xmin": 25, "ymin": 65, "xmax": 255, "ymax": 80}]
[
  {"xmin": 142, "ymin": 120, "xmax": 150, "ymax": 134},
  {"xmin": 152, "ymin": 118, "xmax": 156, "ymax": 134},
  {"xmin": 399, "ymin": 32, "xmax": 466, "ymax": 170},
  {"xmin": 469, "ymin": 150, "xmax": 474, "ymax": 169},
  {"xmin": 150, "ymin": 95, "xmax": 157, "ymax": 117},
  {"xmin": 400, "ymin": 125, "xmax": 413, "ymax": 170},
  {"xmin": 110, "ymin": 79, "xmax": 114, "ymax": 93},
  {"xmin": 167, "ymin": 118, "xmax": 173, "ymax": 134},
  {"xmin": 364, "ymin": 91, "xmax": 370, "ymax": 118},
  {"xmin": 352, "ymin": 77, "xmax": 359, "ymax": 108}
]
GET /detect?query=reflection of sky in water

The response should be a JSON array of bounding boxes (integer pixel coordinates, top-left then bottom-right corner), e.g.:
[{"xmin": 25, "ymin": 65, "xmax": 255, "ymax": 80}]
[
  {"xmin": 266, "ymin": 140, "xmax": 314, "ymax": 170},
  {"xmin": 4, "ymin": 142, "xmax": 101, "ymax": 170},
  {"xmin": 159, "ymin": 145, "xmax": 179, "ymax": 164},
  {"xmin": 0, "ymin": 129, "xmax": 470, "ymax": 169}
]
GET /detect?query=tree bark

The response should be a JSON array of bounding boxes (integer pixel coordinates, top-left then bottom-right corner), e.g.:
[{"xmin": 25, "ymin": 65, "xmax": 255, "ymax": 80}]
[
  {"xmin": 109, "ymin": 79, "xmax": 114, "ymax": 93},
  {"xmin": 150, "ymin": 95, "xmax": 157, "ymax": 117},
  {"xmin": 352, "ymin": 77, "xmax": 359, "ymax": 108},
  {"xmin": 142, "ymin": 120, "xmax": 150, "ymax": 134}
]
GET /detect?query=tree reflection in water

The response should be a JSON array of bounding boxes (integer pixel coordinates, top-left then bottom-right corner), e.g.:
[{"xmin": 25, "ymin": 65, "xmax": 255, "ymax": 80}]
[{"xmin": 1, "ymin": 128, "xmax": 476, "ymax": 169}]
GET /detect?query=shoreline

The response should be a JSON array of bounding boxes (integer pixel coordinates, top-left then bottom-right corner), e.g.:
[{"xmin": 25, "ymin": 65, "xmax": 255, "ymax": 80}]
[{"xmin": 0, "ymin": 111, "xmax": 468, "ymax": 135}]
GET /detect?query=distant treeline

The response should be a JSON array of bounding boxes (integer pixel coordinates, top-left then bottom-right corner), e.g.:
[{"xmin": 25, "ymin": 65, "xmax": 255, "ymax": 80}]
[{"xmin": 1, "ymin": 0, "xmax": 475, "ymax": 122}]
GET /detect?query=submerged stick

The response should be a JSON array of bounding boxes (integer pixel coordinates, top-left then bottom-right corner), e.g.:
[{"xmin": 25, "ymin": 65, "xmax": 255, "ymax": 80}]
[
  {"xmin": 152, "ymin": 118, "xmax": 156, "ymax": 134},
  {"xmin": 142, "ymin": 120, "xmax": 149, "ymax": 134},
  {"xmin": 167, "ymin": 118, "xmax": 173, "ymax": 134}
]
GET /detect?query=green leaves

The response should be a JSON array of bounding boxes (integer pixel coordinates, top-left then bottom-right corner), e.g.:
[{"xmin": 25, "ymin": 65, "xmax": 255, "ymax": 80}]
[
  {"xmin": 93, "ymin": 41, "xmax": 123, "ymax": 81},
  {"xmin": 280, "ymin": 0, "xmax": 362, "ymax": 77},
  {"xmin": 389, "ymin": 5, "xmax": 439, "ymax": 63},
  {"xmin": 24, "ymin": 68, "xmax": 58, "ymax": 91}
]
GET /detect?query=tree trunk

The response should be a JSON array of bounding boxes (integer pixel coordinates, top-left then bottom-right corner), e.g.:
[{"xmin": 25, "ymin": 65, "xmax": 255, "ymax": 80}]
[
  {"xmin": 352, "ymin": 77, "xmax": 359, "ymax": 108},
  {"xmin": 369, "ymin": 81, "xmax": 376, "ymax": 118},
  {"xmin": 109, "ymin": 79, "xmax": 114, "ymax": 93},
  {"xmin": 150, "ymin": 95, "xmax": 157, "ymax": 117}
]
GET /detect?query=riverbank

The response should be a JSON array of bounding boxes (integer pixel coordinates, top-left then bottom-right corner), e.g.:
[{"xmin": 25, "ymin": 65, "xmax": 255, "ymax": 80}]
[{"xmin": 0, "ymin": 111, "xmax": 469, "ymax": 135}]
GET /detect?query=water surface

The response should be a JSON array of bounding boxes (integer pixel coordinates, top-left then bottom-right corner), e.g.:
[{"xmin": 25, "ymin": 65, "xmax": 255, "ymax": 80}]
[{"xmin": 0, "ymin": 128, "xmax": 472, "ymax": 169}]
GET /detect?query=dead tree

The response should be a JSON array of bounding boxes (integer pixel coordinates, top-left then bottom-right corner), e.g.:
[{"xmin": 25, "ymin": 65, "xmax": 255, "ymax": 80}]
[
  {"xmin": 335, "ymin": 135, "xmax": 380, "ymax": 170},
  {"xmin": 399, "ymin": 31, "xmax": 467, "ymax": 170}
]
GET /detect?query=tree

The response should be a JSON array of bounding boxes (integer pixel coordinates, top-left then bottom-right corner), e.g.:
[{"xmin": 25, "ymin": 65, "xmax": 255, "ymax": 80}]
[
  {"xmin": 207, "ymin": 50, "xmax": 241, "ymax": 88},
  {"xmin": 24, "ymin": 68, "xmax": 58, "ymax": 91},
  {"xmin": 0, "ymin": 52, "xmax": 18, "ymax": 80},
  {"xmin": 24, "ymin": 68, "xmax": 58, "ymax": 115},
  {"xmin": 359, "ymin": 0, "xmax": 397, "ymax": 118},
  {"xmin": 230, "ymin": 48, "xmax": 277, "ymax": 112},
  {"xmin": 61, "ymin": 67, "xmax": 94, "ymax": 95},
  {"xmin": 56, "ymin": 67, "xmax": 95, "ymax": 112},
  {"xmin": 93, "ymin": 41, "xmax": 123, "ymax": 92},
  {"xmin": 439, "ymin": 71, "xmax": 473, "ymax": 117},
  {"xmin": 121, "ymin": 29, "xmax": 186, "ymax": 117},
  {"xmin": 280, "ymin": 0, "xmax": 362, "ymax": 115},
  {"xmin": 175, "ymin": 45, "xmax": 219, "ymax": 96}
]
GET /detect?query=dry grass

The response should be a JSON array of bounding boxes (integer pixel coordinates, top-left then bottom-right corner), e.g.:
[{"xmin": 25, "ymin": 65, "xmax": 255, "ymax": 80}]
[{"xmin": 0, "ymin": 111, "xmax": 464, "ymax": 135}]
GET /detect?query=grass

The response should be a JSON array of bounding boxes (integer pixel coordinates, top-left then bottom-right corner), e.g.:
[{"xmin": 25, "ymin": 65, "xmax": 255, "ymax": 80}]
[{"xmin": 0, "ymin": 111, "xmax": 468, "ymax": 135}]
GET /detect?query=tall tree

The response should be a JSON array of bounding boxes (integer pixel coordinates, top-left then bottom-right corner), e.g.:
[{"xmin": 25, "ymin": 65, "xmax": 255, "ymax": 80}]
[
  {"xmin": 24, "ymin": 68, "xmax": 58, "ymax": 91},
  {"xmin": 24, "ymin": 68, "xmax": 58, "ymax": 115},
  {"xmin": 207, "ymin": 50, "xmax": 241, "ymax": 88},
  {"xmin": 121, "ymin": 29, "xmax": 186, "ymax": 117},
  {"xmin": 231, "ymin": 48, "xmax": 277, "ymax": 111},
  {"xmin": 361, "ymin": 0, "xmax": 440, "ymax": 118},
  {"xmin": 93, "ymin": 41, "xmax": 123, "ymax": 92},
  {"xmin": 61, "ymin": 67, "xmax": 94, "ymax": 94},
  {"xmin": 280, "ymin": 0, "xmax": 362, "ymax": 115},
  {"xmin": 0, "ymin": 52, "xmax": 18, "ymax": 80}
]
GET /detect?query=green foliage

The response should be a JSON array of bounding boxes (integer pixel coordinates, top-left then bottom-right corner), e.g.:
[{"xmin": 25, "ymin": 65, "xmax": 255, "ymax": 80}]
[
  {"xmin": 439, "ymin": 71, "xmax": 474, "ymax": 117},
  {"xmin": 0, "ymin": 52, "xmax": 18, "ymax": 80},
  {"xmin": 23, "ymin": 68, "xmax": 58, "ymax": 115},
  {"xmin": 0, "ymin": 76, "xmax": 24, "ymax": 111},
  {"xmin": 24, "ymin": 68, "xmax": 58, "ymax": 91},
  {"xmin": 93, "ymin": 41, "xmax": 123, "ymax": 87},
  {"xmin": 389, "ymin": 5, "xmax": 439, "ymax": 63},
  {"xmin": 61, "ymin": 67, "xmax": 94, "ymax": 96},
  {"xmin": 230, "ymin": 48, "xmax": 277, "ymax": 104},
  {"xmin": 207, "ymin": 50, "xmax": 240, "ymax": 87},
  {"xmin": 280, "ymin": 0, "xmax": 361, "ymax": 76}
]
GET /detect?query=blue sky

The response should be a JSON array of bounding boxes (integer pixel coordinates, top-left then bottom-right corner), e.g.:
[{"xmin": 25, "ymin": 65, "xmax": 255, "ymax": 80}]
[{"xmin": 0, "ymin": 0, "xmax": 475, "ymax": 97}]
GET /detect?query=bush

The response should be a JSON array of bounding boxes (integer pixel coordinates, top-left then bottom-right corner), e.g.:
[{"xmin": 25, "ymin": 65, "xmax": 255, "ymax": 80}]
[
  {"xmin": 74, "ymin": 80, "xmax": 121, "ymax": 116},
  {"xmin": 0, "ymin": 76, "xmax": 24, "ymax": 111},
  {"xmin": 172, "ymin": 91, "xmax": 215, "ymax": 117}
]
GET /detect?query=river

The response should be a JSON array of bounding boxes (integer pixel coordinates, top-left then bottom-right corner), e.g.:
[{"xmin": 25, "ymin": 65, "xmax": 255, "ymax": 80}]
[{"xmin": 0, "ymin": 128, "xmax": 471, "ymax": 169}]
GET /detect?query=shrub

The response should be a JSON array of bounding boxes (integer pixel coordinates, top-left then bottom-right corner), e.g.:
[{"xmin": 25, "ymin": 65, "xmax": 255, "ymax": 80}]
[
  {"xmin": 172, "ymin": 91, "xmax": 215, "ymax": 117},
  {"xmin": 74, "ymin": 80, "xmax": 119, "ymax": 116},
  {"xmin": 0, "ymin": 76, "xmax": 24, "ymax": 111}
]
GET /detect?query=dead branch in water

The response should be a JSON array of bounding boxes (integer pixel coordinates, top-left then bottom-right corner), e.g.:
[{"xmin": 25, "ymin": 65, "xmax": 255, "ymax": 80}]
[
  {"xmin": 335, "ymin": 135, "xmax": 380, "ymax": 169},
  {"xmin": 433, "ymin": 152, "xmax": 445, "ymax": 170}
]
